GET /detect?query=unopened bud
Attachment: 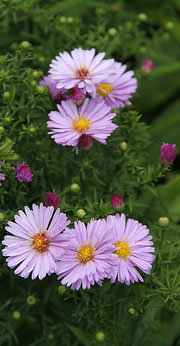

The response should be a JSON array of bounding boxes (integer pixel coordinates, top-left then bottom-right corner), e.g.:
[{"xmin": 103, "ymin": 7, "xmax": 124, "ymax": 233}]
[
  {"xmin": 58, "ymin": 285, "xmax": 67, "ymax": 294},
  {"xmin": 26, "ymin": 295, "xmax": 36, "ymax": 306},
  {"xmin": 12, "ymin": 311, "xmax": 21, "ymax": 319},
  {"xmin": 95, "ymin": 331, "xmax": 105, "ymax": 342},
  {"xmin": 138, "ymin": 13, "xmax": 147, "ymax": 22},
  {"xmin": 3, "ymin": 92, "xmax": 11, "ymax": 100},
  {"xmin": 0, "ymin": 212, "xmax": 5, "ymax": 222},
  {"xmin": 36, "ymin": 85, "xmax": 48, "ymax": 94},
  {"xmin": 59, "ymin": 16, "xmax": 67, "ymax": 24},
  {"xmin": 165, "ymin": 22, "xmax": 174, "ymax": 31},
  {"xmin": 120, "ymin": 141, "xmax": 127, "ymax": 150},
  {"xmin": 71, "ymin": 183, "xmax": 80, "ymax": 193},
  {"xmin": 108, "ymin": 28, "xmax": 117, "ymax": 37},
  {"xmin": 20, "ymin": 41, "xmax": 31, "ymax": 49},
  {"xmin": 77, "ymin": 209, "xmax": 86, "ymax": 219},
  {"xmin": 158, "ymin": 217, "xmax": 169, "ymax": 227},
  {"xmin": 128, "ymin": 307, "xmax": 135, "ymax": 315},
  {"xmin": 0, "ymin": 126, "xmax": 4, "ymax": 134},
  {"xmin": 67, "ymin": 17, "xmax": 74, "ymax": 24}
]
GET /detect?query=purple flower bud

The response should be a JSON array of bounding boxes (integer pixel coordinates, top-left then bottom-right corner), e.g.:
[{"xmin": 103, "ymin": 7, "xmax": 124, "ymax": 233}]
[
  {"xmin": 14, "ymin": 163, "xmax": 33, "ymax": 182},
  {"xmin": 160, "ymin": 142, "xmax": 178, "ymax": 163},
  {"xmin": 141, "ymin": 60, "xmax": 154, "ymax": 73},
  {"xmin": 111, "ymin": 194, "xmax": 124, "ymax": 210},
  {"xmin": 70, "ymin": 87, "xmax": 85, "ymax": 104},
  {"xmin": 0, "ymin": 173, "xmax": 5, "ymax": 181},
  {"xmin": 45, "ymin": 189, "xmax": 60, "ymax": 208},
  {"xmin": 78, "ymin": 134, "xmax": 93, "ymax": 149}
]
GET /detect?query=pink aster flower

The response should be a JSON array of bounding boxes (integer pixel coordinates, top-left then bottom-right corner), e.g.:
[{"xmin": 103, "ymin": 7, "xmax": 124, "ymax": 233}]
[
  {"xmin": 39, "ymin": 75, "xmax": 68, "ymax": 103},
  {"xmin": 47, "ymin": 98, "xmax": 118, "ymax": 148},
  {"xmin": 160, "ymin": 142, "xmax": 178, "ymax": 163},
  {"xmin": 2, "ymin": 203, "xmax": 71, "ymax": 280},
  {"xmin": 111, "ymin": 194, "xmax": 124, "ymax": 210},
  {"xmin": 49, "ymin": 47, "xmax": 115, "ymax": 97},
  {"xmin": 70, "ymin": 87, "xmax": 85, "ymax": 104},
  {"xmin": 45, "ymin": 189, "xmax": 60, "ymax": 208},
  {"xmin": 56, "ymin": 219, "xmax": 117, "ymax": 290},
  {"xmin": 107, "ymin": 214, "xmax": 155, "ymax": 285},
  {"xmin": 96, "ymin": 62, "xmax": 137, "ymax": 108},
  {"xmin": 141, "ymin": 60, "xmax": 154, "ymax": 73},
  {"xmin": 13, "ymin": 163, "xmax": 33, "ymax": 182},
  {"xmin": 0, "ymin": 172, "xmax": 5, "ymax": 187}
]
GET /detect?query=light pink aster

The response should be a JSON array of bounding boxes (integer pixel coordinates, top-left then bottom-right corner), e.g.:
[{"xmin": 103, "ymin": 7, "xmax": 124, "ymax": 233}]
[
  {"xmin": 49, "ymin": 47, "xmax": 115, "ymax": 97},
  {"xmin": 106, "ymin": 214, "xmax": 155, "ymax": 285},
  {"xmin": 47, "ymin": 98, "xmax": 118, "ymax": 148},
  {"xmin": 2, "ymin": 203, "xmax": 71, "ymax": 280},
  {"xmin": 39, "ymin": 75, "xmax": 68, "ymax": 103},
  {"xmin": 96, "ymin": 62, "xmax": 137, "ymax": 108},
  {"xmin": 56, "ymin": 219, "xmax": 117, "ymax": 290}
]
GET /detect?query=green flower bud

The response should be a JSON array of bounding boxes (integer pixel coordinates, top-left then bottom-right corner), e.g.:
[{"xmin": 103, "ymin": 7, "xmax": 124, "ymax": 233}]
[
  {"xmin": 38, "ymin": 56, "xmax": 45, "ymax": 63},
  {"xmin": 120, "ymin": 141, "xmax": 127, "ymax": 151},
  {"xmin": 67, "ymin": 17, "xmax": 74, "ymax": 24},
  {"xmin": 138, "ymin": 13, "xmax": 147, "ymax": 22},
  {"xmin": 95, "ymin": 331, "xmax": 105, "ymax": 342},
  {"xmin": 58, "ymin": 285, "xmax": 67, "ymax": 294},
  {"xmin": 26, "ymin": 295, "xmax": 36, "ymax": 306},
  {"xmin": 10, "ymin": 43, "xmax": 18, "ymax": 50},
  {"xmin": 59, "ymin": 16, "xmax": 67, "ymax": 24},
  {"xmin": 165, "ymin": 22, "xmax": 174, "ymax": 30},
  {"xmin": 71, "ymin": 183, "xmax": 80, "ymax": 193},
  {"xmin": 32, "ymin": 70, "xmax": 41, "ymax": 78},
  {"xmin": 48, "ymin": 334, "xmax": 54, "ymax": 340},
  {"xmin": 139, "ymin": 47, "xmax": 147, "ymax": 54},
  {"xmin": 30, "ymin": 80, "xmax": 37, "ymax": 87},
  {"xmin": 4, "ymin": 116, "xmax": 13, "ymax": 124},
  {"xmin": 12, "ymin": 153, "xmax": 19, "ymax": 161},
  {"xmin": 0, "ymin": 126, "xmax": 4, "ymax": 134},
  {"xmin": 108, "ymin": 28, "xmax": 117, "ymax": 36},
  {"xmin": 20, "ymin": 41, "xmax": 31, "ymax": 49},
  {"xmin": 3, "ymin": 92, "xmax": 11, "ymax": 100},
  {"xmin": 158, "ymin": 217, "xmax": 169, "ymax": 227},
  {"xmin": 28, "ymin": 125, "xmax": 36, "ymax": 133},
  {"xmin": 128, "ymin": 307, "xmax": 135, "ymax": 315},
  {"xmin": 77, "ymin": 209, "xmax": 86, "ymax": 219},
  {"xmin": 12, "ymin": 311, "xmax": 21, "ymax": 319},
  {"xmin": 96, "ymin": 8, "xmax": 105, "ymax": 15},
  {"xmin": 0, "ymin": 212, "xmax": 5, "ymax": 222},
  {"xmin": 36, "ymin": 85, "xmax": 48, "ymax": 94}
]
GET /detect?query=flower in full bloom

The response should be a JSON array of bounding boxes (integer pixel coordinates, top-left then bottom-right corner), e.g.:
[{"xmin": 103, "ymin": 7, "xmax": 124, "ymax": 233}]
[
  {"xmin": 0, "ymin": 172, "xmax": 5, "ymax": 187},
  {"xmin": 160, "ymin": 142, "xmax": 178, "ymax": 163},
  {"xmin": 49, "ymin": 47, "xmax": 115, "ymax": 97},
  {"xmin": 45, "ymin": 189, "xmax": 60, "ymax": 208},
  {"xmin": 39, "ymin": 75, "xmax": 68, "ymax": 103},
  {"xmin": 111, "ymin": 194, "xmax": 124, "ymax": 210},
  {"xmin": 13, "ymin": 163, "xmax": 33, "ymax": 182},
  {"xmin": 78, "ymin": 134, "xmax": 93, "ymax": 149},
  {"xmin": 96, "ymin": 62, "xmax": 137, "ymax": 108},
  {"xmin": 141, "ymin": 60, "xmax": 154, "ymax": 73},
  {"xmin": 56, "ymin": 219, "xmax": 117, "ymax": 290},
  {"xmin": 107, "ymin": 214, "xmax": 155, "ymax": 285},
  {"xmin": 47, "ymin": 98, "xmax": 118, "ymax": 148},
  {"xmin": 70, "ymin": 87, "xmax": 85, "ymax": 104},
  {"xmin": 2, "ymin": 203, "xmax": 71, "ymax": 280}
]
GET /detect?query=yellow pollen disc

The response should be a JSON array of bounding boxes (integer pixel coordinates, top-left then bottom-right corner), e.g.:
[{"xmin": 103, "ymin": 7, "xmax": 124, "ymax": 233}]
[
  {"xmin": 96, "ymin": 83, "xmax": 113, "ymax": 97},
  {"xmin": 113, "ymin": 241, "xmax": 130, "ymax": 259},
  {"xmin": 73, "ymin": 118, "xmax": 90, "ymax": 132},
  {"xmin": 77, "ymin": 245, "xmax": 94, "ymax": 264},
  {"xmin": 32, "ymin": 232, "xmax": 49, "ymax": 253}
]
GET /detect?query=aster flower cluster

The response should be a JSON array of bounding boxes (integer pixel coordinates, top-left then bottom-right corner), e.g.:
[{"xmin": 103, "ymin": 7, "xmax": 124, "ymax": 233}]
[
  {"xmin": 2, "ymin": 204, "xmax": 155, "ymax": 289},
  {"xmin": 40, "ymin": 47, "xmax": 137, "ymax": 151}
]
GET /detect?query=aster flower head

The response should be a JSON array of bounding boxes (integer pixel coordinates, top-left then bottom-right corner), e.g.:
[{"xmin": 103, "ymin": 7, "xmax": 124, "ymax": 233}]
[
  {"xmin": 13, "ymin": 163, "xmax": 33, "ymax": 182},
  {"xmin": 56, "ymin": 219, "xmax": 117, "ymax": 290},
  {"xmin": 47, "ymin": 98, "xmax": 118, "ymax": 148},
  {"xmin": 45, "ymin": 189, "xmax": 60, "ymax": 208},
  {"xmin": 49, "ymin": 47, "xmax": 115, "ymax": 97},
  {"xmin": 0, "ymin": 172, "xmax": 5, "ymax": 187},
  {"xmin": 141, "ymin": 60, "xmax": 154, "ymax": 73},
  {"xmin": 96, "ymin": 62, "xmax": 137, "ymax": 109},
  {"xmin": 111, "ymin": 194, "xmax": 124, "ymax": 210},
  {"xmin": 39, "ymin": 75, "xmax": 68, "ymax": 103},
  {"xmin": 2, "ymin": 203, "xmax": 71, "ymax": 280},
  {"xmin": 160, "ymin": 142, "xmax": 178, "ymax": 163},
  {"xmin": 107, "ymin": 214, "xmax": 155, "ymax": 285}
]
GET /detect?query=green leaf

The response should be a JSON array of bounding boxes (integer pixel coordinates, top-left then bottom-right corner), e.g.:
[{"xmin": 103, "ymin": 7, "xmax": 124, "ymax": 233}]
[{"xmin": 65, "ymin": 323, "xmax": 92, "ymax": 346}]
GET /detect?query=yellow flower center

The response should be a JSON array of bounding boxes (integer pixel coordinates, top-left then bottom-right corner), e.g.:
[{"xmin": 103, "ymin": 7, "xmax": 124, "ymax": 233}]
[
  {"xmin": 32, "ymin": 232, "xmax": 49, "ymax": 253},
  {"xmin": 113, "ymin": 241, "xmax": 131, "ymax": 259},
  {"xmin": 96, "ymin": 83, "xmax": 113, "ymax": 97},
  {"xmin": 77, "ymin": 245, "xmax": 95, "ymax": 264},
  {"xmin": 73, "ymin": 118, "xmax": 90, "ymax": 132}
]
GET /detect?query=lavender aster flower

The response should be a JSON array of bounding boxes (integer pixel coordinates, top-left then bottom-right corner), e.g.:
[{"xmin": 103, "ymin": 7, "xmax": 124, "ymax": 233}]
[
  {"xmin": 39, "ymin": 75, "xmax": 68, "ymax": 103},
  {"xmin": 56, "ymin": 219, "xmax": 117, "ymax": 290},
  {"xmin": 0, "ymin": 172, "xmax": 5, "ymax": 187},
  {"xmin": 47, "ymin": 98, "xmax": 118, "ymax": 148},
  {"xmin": 160, "ymin": 142, "xmax": 178, "ymax": 163},
  {"xmin": 13, "ymin": 163, "xmax": 33, "ymax": 182},
  {"xmin": 96, "ymin": 62, "xmax": 137, "ymax": 108},
  {"xmin": 2, "ymin": 203, "xmax": 71, "ymax": 280},
  {"xmin": 107, "ymin": 214, "xmax": 155, "ymax": 285},
  {"xmin": 49, "ymin": 47, "xmax": 115, "ymax": 97}
]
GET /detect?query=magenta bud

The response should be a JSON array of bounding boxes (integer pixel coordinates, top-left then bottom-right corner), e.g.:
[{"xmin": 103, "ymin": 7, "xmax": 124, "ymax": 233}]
[{"xmin": 160, "ymin": 142, "xmax": 178, "ymax": 163}]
